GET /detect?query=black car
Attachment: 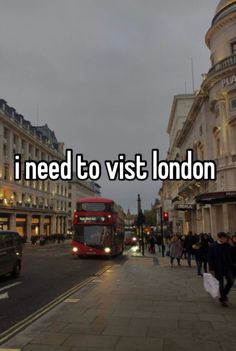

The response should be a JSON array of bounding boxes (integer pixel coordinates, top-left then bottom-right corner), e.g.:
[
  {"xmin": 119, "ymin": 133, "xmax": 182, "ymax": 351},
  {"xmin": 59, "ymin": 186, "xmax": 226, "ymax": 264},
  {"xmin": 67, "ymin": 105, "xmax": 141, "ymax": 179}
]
[{"xmin": 0, "ymin": 230, "xmax": 23, "ymax": 278}]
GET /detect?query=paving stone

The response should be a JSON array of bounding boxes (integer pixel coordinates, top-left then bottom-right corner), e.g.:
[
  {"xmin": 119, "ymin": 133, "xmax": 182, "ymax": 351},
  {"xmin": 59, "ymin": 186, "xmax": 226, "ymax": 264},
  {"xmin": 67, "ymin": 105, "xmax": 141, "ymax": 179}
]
[
  {"xmin": 115, "ymin": 336, "xmax": 163, "ymax": 351},
  {"xmin": 92, "ymin": 316, "xmax": 130, "ymax": 326},
  {"xmin": 102, "ymin": 325, "xmax": 147, "ymax": 337},
  {"xmin": 22, "ymin": 346, "xmax": 70, "ymax": 351},
  {"xmin": 220, "ymin": 342, "xmax": 236, "ymax": 351},
  {"xmin": 30, "ymin": 332, "xmax": 69, "ymax": 345},
  {"xmin": 198, "ymin": 313, "xmax": 226, "ymax": 322},
  {"xmin": 70, "ymin": 348, "xmax": 112, "ymax": 351},
  {"xmin": 61, "ymin": 322, "xmax": 105, "ymax": 335},
  {"xmin": 147, "ymin": 327, "xmax": 193, "ymax": 339},
  {"xmin": 163, "ymin": 338, "xmax": 222, "ymax": 351},
  {"xmin": 42, "ymin": 322, "xmax": 68, "ymax": 333},
  {"xmin": 178, "ymin": 320, "xmax": 213, "ymax": 330},
  {"xmin": 212, "ymin": 321, "xmax": 236, "ymax": 331},
  {"xmin": 63, "ymin": 335, "xmax": 119, "ymax": 348}
]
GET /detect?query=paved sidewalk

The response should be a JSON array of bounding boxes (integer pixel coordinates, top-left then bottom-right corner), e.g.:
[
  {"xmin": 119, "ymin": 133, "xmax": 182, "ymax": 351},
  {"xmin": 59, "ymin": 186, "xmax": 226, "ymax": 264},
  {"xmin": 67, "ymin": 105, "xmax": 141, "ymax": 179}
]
[{"xmin": 2, "ymin": 255, "xmax": 236, "ymax": 351}]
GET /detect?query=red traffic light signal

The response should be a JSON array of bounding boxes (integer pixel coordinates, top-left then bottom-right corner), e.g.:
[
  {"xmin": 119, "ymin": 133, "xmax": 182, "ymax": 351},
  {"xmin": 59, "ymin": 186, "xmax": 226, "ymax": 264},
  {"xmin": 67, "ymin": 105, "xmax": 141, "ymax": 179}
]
[{"xmin": 163, "ymin": 211, "xmax": 169, "ymax": 222}]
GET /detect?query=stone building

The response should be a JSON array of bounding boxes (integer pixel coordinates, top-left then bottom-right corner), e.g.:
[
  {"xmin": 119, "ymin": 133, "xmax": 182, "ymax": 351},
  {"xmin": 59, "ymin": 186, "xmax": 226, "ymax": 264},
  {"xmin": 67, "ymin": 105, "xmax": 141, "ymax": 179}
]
[
  {"xmin": 0, "ymin": 99, "xmax": 68, "ymax": 240},
  {"xmin": 164, "ymin": 95, "xmax": 195, "ymax": 234},
  {"xmin": 162, "ymin": 0, "xmax": 236, "ymax": 236}
]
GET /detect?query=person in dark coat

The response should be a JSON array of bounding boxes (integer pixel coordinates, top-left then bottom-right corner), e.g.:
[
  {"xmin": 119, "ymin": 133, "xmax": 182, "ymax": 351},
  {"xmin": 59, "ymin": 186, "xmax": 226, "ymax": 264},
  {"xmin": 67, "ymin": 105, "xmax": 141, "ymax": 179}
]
[
  {"xmin": 148, "ymin": 235, "xmax": 155, "ymax": 254},
  {"xmin": 156, "ymin": 235, "xmax": 162, "ymax": 253},
  {"xmin": 183, "ymin": 231, "xmax": 197, "ymax": 267},
  {"xmin": 230, "ymin": 234, "xmax": 236, "ymax": 277},
  {"xmin": 193, "ymin": 234, "xmax": 210, "ymax": 276},
  {"xmin": 208, "ymin": 232, "xmax": 235, "ymax": 307}
]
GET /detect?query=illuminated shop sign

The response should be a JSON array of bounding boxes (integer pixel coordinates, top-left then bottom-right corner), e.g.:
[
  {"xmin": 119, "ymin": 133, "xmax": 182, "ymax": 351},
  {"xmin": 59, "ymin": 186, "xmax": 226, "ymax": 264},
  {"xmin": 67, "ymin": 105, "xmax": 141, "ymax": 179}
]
[{"xmin": 175, "ymin": 204, "xmax": 194, "ymax": 211}]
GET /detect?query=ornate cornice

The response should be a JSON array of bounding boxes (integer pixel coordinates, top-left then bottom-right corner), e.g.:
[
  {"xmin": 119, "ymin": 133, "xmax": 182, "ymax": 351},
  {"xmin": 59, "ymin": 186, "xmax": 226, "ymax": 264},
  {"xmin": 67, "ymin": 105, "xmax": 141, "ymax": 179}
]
[{"xmin": 206, "ymin": 12, "xmax": 236, "ymax": 48}]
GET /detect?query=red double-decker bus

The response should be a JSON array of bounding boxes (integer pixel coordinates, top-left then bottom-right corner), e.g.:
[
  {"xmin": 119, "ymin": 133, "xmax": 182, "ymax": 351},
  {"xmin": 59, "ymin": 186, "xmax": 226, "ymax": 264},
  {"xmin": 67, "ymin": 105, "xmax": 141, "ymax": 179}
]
[{"xmin": 72, "ymin": 197, "xmax": 125, "ymax": 257}]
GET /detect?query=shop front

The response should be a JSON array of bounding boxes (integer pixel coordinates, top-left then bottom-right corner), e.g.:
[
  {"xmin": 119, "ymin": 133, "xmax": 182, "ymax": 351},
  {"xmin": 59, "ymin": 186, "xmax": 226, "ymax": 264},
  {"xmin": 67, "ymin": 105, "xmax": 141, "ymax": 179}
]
[
  {"xmin": 0, "ymin": 214, "xmax": 10, "ymax": 230},
  {"xmin": 16, "ymin": 214, "xmax": 27, "ymax": 237},
  {"xmin": 31, "ymin": 216, "xmax": 40, "ymax": 237},
  {"xmin": 44, "ymin": 216, "xmax": 51, "ymax": 236},
  {"xmin": 196, "ymin": 192, "xmax": 236, "ymax": 234}
]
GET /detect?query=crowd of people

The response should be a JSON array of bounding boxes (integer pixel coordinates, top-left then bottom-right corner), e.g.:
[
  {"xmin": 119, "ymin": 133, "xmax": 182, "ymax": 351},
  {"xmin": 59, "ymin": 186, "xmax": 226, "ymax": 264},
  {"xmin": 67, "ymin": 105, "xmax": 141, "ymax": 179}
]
[{"xmin": 146, "ymin": 231, "xmax": 236, "ymax": 307}]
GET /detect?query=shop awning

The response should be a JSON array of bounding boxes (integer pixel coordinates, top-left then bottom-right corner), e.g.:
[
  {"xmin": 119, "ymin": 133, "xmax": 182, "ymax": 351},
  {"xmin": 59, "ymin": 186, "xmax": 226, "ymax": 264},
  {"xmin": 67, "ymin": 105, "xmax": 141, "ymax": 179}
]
[{"xmin": 195, "ymin": 191, "xmax": 236, "ymax": 204}]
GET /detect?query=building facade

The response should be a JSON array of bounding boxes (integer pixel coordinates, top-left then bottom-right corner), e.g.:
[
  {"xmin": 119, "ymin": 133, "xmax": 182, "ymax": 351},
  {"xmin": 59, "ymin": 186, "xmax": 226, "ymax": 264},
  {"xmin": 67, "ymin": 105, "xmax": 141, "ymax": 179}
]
[
  {"xmin": 0, "ymin": 99, "xmax": 68, "ymax": 240},
  {"xmin": 162, "ymin": 0, "xmax": 236, "ymax": 236},
  {"xmin": 166, "ymin": 95, "xmax": 195, "ymax": 234}
]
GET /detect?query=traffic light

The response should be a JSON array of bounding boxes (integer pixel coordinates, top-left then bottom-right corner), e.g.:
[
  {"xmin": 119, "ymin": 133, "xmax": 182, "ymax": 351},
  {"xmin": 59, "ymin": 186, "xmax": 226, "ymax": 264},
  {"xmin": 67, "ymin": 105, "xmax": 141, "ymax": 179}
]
[{"xmin": 163, "ymin": 211, "xmax": 169, "ymax": 222}]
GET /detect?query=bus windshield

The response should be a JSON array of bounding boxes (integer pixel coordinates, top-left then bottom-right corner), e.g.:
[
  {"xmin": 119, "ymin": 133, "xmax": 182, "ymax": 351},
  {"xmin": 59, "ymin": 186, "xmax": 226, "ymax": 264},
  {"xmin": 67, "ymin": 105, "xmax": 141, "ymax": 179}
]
[
  {"xmin": 78, "ymin": 203, "xmax": 112, "ymax": 212},
  {"xmin": 74, "ymin": 225, "xmax": 112, "ymax": 248}
]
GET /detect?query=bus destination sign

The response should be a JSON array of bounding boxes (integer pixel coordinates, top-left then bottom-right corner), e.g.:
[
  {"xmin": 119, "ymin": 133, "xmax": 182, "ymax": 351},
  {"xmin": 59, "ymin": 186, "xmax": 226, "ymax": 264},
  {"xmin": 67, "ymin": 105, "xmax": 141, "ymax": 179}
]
[{"xmin": 78, "ymin": 216, "xmax": 107, "ymax": 223}]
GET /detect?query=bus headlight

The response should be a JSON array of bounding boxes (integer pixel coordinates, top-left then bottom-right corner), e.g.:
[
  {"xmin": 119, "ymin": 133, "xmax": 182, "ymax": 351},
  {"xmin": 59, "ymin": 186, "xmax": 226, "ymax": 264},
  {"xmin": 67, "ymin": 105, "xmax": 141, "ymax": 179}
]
[
  {"xmin": 132, "ymin": 237, "xmax": 137, "ymax": 242},
  {"xmin": 104, "ymin": 247, "xmax": 111, "ymax": 253},
  {"xmin": 72, "ymin": 247, "xmax": 78, "ymax": 253}
]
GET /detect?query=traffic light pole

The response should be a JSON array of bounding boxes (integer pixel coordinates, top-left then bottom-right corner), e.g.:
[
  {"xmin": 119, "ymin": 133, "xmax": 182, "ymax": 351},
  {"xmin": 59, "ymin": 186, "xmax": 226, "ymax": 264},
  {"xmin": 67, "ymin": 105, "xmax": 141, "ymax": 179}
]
[{"xmin": 160, "ymin": 206, "xmax": 165, "ymax": 257}]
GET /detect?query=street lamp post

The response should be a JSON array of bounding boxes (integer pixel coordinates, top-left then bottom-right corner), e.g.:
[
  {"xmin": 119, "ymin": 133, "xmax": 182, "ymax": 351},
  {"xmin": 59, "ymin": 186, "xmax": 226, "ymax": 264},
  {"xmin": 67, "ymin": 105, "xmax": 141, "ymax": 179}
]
[{"xmin": 137, "ymin": 194, "xmax": 145, "ymax": 256}]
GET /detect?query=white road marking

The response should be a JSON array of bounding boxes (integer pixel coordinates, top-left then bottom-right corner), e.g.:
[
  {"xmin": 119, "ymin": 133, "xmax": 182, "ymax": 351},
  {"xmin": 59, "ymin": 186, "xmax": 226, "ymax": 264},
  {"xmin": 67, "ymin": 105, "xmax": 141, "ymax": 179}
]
[
  {"xmin": 0, "ymin": 282, "xmax": 22, "ymax": 293},
  {"xmin": 0, "ymin": 292, "xmax": 9, "ymax": 300}
]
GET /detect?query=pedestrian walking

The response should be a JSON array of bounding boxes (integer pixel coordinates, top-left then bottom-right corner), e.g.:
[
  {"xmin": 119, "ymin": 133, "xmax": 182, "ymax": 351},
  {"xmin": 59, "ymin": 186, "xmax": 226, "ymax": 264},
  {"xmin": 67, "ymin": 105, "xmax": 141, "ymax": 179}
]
[
  {"xmin": 230, "ymin": 234, "xmax": 236, "ymax": 277},
  {"xmin": 156, "ymin": 234, "xmax": 162, "ymax": 253},
  {"xmin": 192, "ymin": 234, "xmax": 210, "ymax": 276},
  {"xmin": 208, "ymin": 232, "xmax": 235, "ymax": 307},
  {"xmin": 170, "ymin": 235, "xmax": 183, "ymax": 267},
  {"xmin": 148, "ymin": 235, "xmax": 155, "ymax": 254},
  {"xmin": 183, "ymin": 231, "xmax": 197, "ymax": 267}
]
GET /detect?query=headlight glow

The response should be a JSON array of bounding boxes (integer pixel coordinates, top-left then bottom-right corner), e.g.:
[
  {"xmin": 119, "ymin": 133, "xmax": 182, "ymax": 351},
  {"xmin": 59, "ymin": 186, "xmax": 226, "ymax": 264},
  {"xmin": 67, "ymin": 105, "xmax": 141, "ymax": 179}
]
[
  {"xmin": 132, "ymin": 237, "xmax": 137, "ymax": 241},
  {"xmin": 104, "ymin": 247, "xmax": 111, "ymax": 253},
  {"xmin": 131, "ymin": 246, "xmax": 139, "ymax": 252},
  {"xmin": 72, "ymin": 247, "xmax": 79, "ymax": 253}
]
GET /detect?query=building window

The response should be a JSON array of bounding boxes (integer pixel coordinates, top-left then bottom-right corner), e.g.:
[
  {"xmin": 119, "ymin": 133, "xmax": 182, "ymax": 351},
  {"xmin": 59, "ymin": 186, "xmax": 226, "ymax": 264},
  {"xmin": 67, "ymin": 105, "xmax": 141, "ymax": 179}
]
[
  {"xmin": 230, "ymin": 99, "xmax": 236, "ymax": 110},
  {"xmin": 3, "ymin": 144, "xmax": 7, "ymax": 157},
  {"xmin": 4, "ymin": 127, "xmax": 9, "ymax": 139},
  {"xmin": 231, "ymin": 42, "xmax": 236, "ymax": 55},
  {"xmin": 21, "ymin": 140, "xmax": 25, "ymax": 152},
  {"xmin": 3, "ymin": 164, "xmax": 9, "ymax": 180}
]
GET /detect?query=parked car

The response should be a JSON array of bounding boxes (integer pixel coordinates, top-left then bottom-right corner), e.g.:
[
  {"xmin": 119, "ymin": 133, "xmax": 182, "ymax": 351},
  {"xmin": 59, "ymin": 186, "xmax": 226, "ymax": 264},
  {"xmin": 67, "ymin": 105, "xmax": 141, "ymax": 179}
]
[{"xmin": 0, "ymin": 230, "xmax": 23, "ymax": 278}]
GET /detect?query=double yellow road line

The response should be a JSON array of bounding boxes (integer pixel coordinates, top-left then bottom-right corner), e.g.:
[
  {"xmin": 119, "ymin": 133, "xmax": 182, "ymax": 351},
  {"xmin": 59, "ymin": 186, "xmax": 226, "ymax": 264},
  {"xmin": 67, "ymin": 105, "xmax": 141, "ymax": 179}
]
[{"xmin": 0, "ymin": 265, "xmax": 112, "ymax": 346}]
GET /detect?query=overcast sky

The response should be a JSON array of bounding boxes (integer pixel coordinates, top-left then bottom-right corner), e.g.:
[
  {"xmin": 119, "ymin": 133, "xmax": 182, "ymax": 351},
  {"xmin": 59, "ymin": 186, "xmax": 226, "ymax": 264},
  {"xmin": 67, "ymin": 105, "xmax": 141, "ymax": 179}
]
[{"xmin": 0, "ymin": 0, "xmax": 218, "ymax": 213}]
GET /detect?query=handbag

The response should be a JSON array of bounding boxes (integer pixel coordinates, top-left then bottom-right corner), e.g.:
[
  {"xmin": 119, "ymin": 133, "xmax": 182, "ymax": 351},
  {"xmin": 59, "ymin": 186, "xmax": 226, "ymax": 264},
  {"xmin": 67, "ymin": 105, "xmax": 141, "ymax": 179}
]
[{"xmin": 203, "ymin": 273, "xmax": 220, "ymax": 299}]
